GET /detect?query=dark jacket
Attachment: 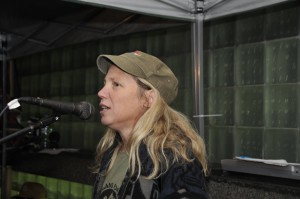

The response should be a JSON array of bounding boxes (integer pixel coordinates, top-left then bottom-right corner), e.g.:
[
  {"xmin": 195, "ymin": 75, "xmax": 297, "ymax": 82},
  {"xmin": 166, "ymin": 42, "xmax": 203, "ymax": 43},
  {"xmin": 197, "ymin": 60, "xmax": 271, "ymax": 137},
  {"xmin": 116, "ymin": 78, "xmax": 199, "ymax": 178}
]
[{"xmin": 93, "ymin": 143, "xmax": 208, "ymax": 199}]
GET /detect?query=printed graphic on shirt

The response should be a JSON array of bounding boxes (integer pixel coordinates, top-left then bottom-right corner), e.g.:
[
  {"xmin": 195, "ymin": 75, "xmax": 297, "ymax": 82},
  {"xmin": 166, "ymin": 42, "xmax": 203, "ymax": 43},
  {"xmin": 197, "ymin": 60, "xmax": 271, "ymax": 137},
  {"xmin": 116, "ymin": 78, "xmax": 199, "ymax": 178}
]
[
  {"xmin": 99, "ymin": 182, "xmax": 119, "ymax": 199},
  {"xmin": 99, "ymin": 152, "xmax": 129, "ymax": 199}
]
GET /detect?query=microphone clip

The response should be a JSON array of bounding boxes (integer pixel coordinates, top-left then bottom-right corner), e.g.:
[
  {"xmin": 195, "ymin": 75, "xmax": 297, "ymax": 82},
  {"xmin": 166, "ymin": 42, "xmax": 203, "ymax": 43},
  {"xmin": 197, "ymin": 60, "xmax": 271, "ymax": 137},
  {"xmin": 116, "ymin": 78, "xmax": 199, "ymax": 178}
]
[{"xmin": 34, "ymin": 114, "xmax": 60, "ymax": 129}]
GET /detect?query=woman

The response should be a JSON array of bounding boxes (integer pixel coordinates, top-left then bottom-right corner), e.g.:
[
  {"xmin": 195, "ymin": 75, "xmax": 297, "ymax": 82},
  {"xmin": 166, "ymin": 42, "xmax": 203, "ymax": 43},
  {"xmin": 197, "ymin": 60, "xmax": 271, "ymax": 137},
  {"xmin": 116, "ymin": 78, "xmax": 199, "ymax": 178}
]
[{"xmin": 93, "ymin": 51, "xmax": 208, "ymax": 199}]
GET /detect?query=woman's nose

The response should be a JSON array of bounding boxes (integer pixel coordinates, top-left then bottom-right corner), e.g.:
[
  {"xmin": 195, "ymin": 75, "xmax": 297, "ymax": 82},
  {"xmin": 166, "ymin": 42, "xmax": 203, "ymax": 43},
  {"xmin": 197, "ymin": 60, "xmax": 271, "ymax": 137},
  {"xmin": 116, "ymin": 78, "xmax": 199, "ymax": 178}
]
[{"xmin": 98, "ymin": 86, "xmax": 106, "ymax": 99}]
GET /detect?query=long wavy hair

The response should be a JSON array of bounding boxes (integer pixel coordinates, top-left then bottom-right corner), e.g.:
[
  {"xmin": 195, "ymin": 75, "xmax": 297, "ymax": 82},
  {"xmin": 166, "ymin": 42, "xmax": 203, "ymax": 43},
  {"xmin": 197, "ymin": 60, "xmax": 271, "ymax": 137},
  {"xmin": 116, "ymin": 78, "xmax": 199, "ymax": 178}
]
[{"xmin": 95, "ymin": 77, "xmax": 207, "ymax": 179}]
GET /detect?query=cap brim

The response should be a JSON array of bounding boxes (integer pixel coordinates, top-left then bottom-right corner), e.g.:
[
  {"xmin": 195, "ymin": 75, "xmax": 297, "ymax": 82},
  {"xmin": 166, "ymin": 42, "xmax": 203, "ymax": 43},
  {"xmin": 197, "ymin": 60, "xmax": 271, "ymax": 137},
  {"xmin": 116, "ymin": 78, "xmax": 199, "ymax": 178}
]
[{"xmin": 96, "ymin": 54, "xmax": 114, "ymax": 74}]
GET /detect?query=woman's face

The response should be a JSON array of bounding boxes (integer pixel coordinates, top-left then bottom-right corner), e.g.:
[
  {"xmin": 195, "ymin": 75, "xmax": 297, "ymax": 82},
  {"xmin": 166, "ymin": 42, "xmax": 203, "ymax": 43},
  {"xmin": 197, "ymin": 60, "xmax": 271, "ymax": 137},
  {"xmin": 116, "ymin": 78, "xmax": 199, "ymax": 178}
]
[{"xmin": 98, "ymin": 65, "xmax": 147, "ymax": 135}]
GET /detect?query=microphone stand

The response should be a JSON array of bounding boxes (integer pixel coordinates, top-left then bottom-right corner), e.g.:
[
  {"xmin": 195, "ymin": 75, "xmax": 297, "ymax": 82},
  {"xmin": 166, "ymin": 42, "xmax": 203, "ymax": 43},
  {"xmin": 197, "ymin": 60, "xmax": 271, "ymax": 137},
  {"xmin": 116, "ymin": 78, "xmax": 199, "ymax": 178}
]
[
  {"xmin": 1, "ymin": 32, "xmax": 8, "ymax": 199},
  {"xmin": 0, "ymin": 114, "xmax": 59, "ymax": 198},
  {"xmin": 0, "ymin": 114, "xmax": 60, "ymax": 145}
]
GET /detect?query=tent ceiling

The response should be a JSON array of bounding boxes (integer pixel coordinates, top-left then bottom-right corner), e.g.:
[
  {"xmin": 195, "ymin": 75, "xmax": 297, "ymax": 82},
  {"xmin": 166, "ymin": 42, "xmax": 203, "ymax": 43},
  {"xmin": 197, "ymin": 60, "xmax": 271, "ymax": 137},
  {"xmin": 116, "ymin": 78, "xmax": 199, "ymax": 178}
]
[
  {"xmin": 0, "ymin": 0, "xmax": 291, "ymax": 59},
  {"xmin": 0, "ymin": 0, "xmax": 184, "ymax": 59}
]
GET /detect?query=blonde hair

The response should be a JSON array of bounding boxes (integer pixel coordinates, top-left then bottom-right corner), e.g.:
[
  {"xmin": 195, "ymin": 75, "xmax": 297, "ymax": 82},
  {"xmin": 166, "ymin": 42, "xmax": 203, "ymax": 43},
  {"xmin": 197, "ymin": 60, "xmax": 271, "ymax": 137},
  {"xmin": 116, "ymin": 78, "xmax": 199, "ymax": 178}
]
[{"xmin": 95, "ymin": 78, "xmax": 207, "ymax": 179}]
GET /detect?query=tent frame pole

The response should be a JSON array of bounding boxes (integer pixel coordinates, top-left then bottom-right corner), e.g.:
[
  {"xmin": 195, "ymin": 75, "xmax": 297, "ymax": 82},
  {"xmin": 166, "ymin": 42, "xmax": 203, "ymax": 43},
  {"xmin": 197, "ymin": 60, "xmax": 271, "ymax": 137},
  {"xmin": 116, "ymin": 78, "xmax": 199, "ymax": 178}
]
[{"xmin": 191, "ymin": 0, "xmax": 205, "ymax": 138}]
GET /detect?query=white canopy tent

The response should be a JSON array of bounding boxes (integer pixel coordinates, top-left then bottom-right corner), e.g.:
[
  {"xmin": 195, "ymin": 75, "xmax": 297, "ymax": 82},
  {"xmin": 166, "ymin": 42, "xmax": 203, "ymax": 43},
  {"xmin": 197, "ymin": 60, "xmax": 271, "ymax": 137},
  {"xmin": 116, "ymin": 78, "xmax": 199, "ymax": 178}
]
[{"xmin": 68, "ymin": 0, "xmax": 290, "ymax": 21}]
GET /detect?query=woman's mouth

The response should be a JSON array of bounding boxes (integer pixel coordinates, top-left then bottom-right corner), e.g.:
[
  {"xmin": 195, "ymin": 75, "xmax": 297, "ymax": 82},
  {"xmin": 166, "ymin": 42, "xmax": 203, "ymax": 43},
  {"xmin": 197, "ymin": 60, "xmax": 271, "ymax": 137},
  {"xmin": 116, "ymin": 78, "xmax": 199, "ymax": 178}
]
[{"xmin": 100, "ymin": 105, "xmax": 110, "ymax": 112}]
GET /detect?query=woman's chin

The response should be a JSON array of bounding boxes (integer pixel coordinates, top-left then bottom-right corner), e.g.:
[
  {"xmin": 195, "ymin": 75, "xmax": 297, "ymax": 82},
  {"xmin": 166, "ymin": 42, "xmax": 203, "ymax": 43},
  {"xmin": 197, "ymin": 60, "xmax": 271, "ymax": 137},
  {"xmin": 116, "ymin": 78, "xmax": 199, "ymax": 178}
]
[{"xmin": 100, "ymin": 118, "xmax": 111, "ymax": 126}]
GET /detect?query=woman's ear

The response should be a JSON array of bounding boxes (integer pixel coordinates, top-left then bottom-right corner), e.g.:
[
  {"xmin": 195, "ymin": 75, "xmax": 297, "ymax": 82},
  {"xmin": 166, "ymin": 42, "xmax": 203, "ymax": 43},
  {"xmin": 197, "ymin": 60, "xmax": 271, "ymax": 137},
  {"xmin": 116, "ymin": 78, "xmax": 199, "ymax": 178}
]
[{"xmin": 144, "ymin": 90, "xmax": 156, "ymax": 108}]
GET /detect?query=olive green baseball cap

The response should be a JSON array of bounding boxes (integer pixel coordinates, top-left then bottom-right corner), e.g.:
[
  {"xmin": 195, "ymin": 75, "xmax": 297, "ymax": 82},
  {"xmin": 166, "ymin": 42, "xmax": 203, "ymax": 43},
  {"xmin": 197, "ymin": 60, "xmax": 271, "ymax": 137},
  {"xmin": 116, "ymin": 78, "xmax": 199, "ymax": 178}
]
[{"xmin": 97, "ymin": 51, "xmax": 178, "ymax": 104}]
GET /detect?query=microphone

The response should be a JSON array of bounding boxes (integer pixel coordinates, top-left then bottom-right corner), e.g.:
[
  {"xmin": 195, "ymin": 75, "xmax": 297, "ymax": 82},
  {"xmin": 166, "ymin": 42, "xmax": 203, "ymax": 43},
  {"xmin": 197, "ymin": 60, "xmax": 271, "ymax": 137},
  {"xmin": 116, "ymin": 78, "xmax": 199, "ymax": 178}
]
[{"xmin": 19, "ymin": 97, "xmax": 95, "ymax": 120}]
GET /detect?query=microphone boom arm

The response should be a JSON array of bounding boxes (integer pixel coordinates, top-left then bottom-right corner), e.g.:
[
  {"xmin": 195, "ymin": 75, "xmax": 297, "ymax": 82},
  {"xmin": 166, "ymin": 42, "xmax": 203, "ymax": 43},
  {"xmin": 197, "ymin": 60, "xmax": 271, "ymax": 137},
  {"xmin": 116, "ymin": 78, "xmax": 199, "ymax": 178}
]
[{"xmin": 0, "ymin": 114, "xmax": 60, "ymax": 145}]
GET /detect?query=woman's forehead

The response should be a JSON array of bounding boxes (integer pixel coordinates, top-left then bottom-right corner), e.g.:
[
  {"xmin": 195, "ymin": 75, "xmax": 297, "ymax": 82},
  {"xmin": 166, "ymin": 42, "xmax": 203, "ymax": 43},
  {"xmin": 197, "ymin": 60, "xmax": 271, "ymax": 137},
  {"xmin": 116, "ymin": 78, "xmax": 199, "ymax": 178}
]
[{"xmin": 106, "ymin": 65, "xmax": 137, "ymax": 83}]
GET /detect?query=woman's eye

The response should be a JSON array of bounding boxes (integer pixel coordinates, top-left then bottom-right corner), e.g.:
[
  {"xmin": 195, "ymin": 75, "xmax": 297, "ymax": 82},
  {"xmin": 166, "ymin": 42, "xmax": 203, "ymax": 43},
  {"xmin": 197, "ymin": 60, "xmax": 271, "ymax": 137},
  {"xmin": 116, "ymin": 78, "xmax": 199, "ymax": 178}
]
[{"xmin": 113, "ymin": 82, "xmax": 120, "ymax": 87}]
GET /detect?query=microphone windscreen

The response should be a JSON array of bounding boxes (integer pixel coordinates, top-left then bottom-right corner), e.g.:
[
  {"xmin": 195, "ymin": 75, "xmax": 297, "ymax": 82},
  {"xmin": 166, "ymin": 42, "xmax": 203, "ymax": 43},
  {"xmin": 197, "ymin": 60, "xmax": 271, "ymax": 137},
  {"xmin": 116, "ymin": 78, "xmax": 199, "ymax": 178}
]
[{"xmin": 79, "ymin": 102, "xmax": 95, "ymax": 120}]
